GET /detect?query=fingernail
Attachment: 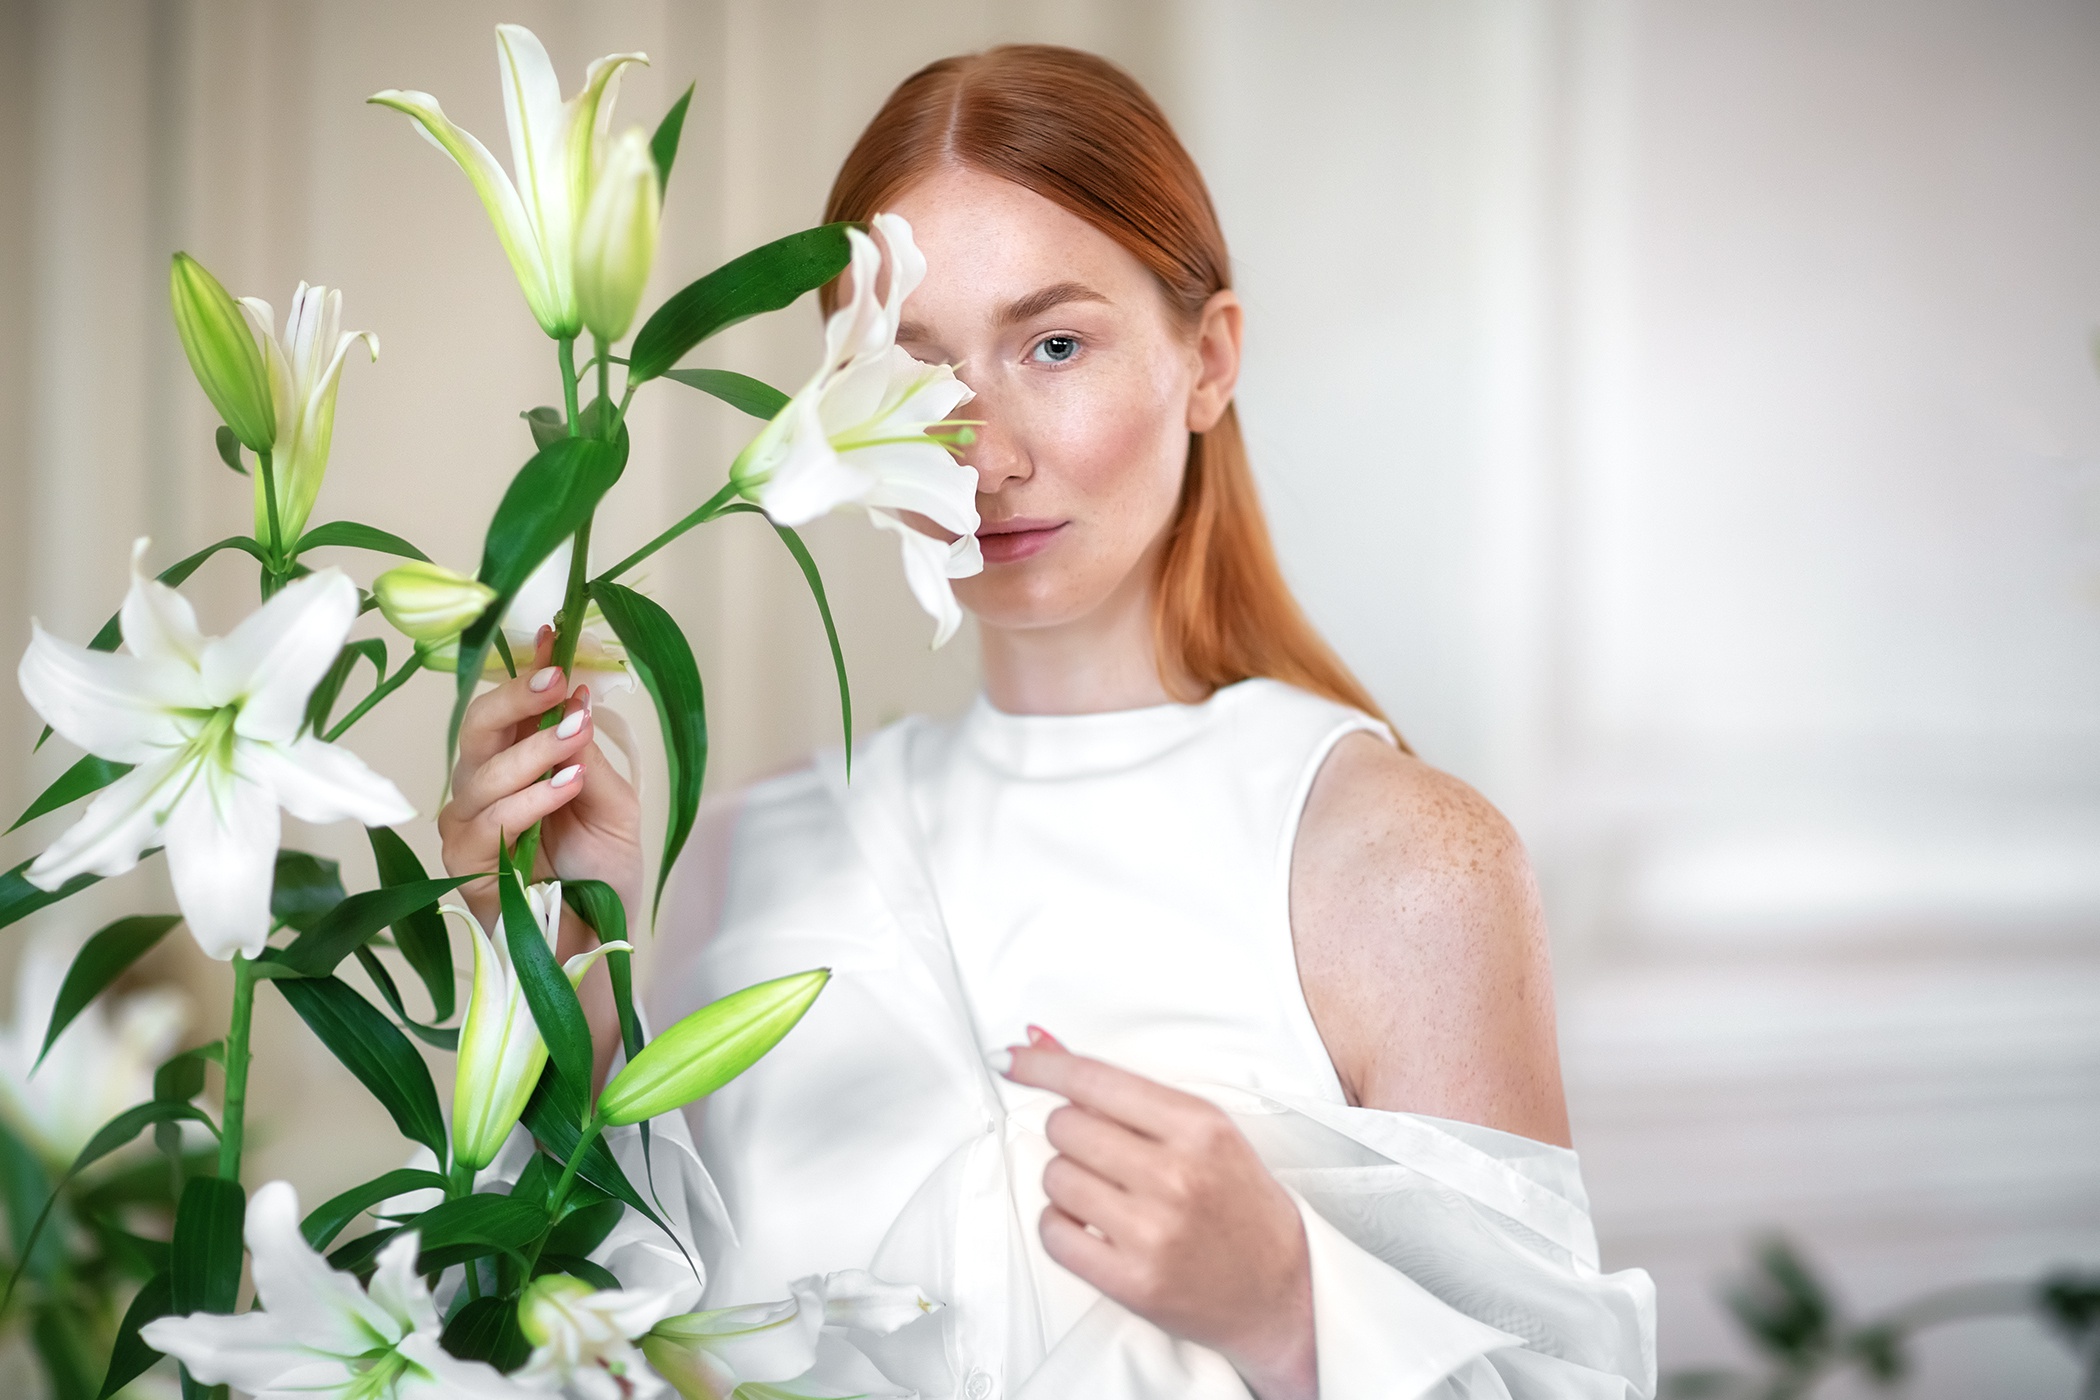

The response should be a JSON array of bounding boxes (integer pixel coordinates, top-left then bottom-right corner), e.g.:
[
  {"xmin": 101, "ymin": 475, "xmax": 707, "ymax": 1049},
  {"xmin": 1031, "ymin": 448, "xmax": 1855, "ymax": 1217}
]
[
  {"xmin": 551, "ymin": 764, "xmax": 582, "ymax": 788},
  {"xmin": 986, "ymin": 1047, "xmax": 1014, "ymax": 1076},
  {"xmin": 555, "ymin": 710, "xmax": 586, "ymax": 739},
  {"xmin": 1027, "ymin": 1024, "xmax": 1062, "ymax": 1049},
  {"xmin": 529, "ymin": 666, "xmax": 562, "ymax": 693}
]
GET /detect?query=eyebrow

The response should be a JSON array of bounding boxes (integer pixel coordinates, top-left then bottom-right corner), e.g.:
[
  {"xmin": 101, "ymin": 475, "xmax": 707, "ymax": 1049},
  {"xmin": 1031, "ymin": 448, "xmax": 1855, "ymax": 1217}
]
[{"xmin": 896, "ymin": 281, "xmax": 1110, "ymax": 346}]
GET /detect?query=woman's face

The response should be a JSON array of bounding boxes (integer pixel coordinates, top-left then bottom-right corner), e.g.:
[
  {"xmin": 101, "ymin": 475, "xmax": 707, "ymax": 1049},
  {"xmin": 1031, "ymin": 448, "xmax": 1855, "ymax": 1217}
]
[{"xmin": 885, "ymin": 166, "xmax": 1240, "ymax": 633}]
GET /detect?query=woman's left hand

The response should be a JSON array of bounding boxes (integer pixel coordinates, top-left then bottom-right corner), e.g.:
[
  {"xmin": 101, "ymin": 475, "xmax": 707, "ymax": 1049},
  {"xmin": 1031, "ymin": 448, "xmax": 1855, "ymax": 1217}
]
[{"xmin": 997, "ymin": 1028, "xmax": 1316, "ymax": 1400}]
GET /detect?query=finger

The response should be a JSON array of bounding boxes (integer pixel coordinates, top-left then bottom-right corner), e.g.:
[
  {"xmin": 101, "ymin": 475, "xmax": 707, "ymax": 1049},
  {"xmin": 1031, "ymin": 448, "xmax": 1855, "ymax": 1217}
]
[
  {"xmin": 453, "ymin": 701, "xmax": 596, "ymax": 814},
  {"xmin": 458, "ymin": 664, "xmax": 572, "ymax": 774},
  {"xmin": 1041, "ymin": 1153, "xmax": 1143, "ymax": 1241},
  {"xmin": 462, "ymin": 773, "xmax": 585, "ymax": 853},
  {"xmin": 1039, "ymin": 1205, "xmax": 1130, "ymax": 1298},
  {"xmin": 1001, "ymin": 1042, "xmax": 1212, "ymax": 1142},
  {"xmin": 1044, "ymin": 1103, "xmax": 1160, "ymax": 1192}
]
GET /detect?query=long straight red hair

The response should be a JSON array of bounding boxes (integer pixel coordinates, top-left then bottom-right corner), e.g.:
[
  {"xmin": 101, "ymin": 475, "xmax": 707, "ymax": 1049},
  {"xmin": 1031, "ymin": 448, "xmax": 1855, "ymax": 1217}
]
[{"xmin": 827, "ymin": 44, "xmax": 1400, "ymax": 740}]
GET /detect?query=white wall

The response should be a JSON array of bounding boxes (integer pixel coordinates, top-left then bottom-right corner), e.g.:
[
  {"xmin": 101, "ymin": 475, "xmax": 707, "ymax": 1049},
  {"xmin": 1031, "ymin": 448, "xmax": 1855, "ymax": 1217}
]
[{"xmin": 1, "ymin": 1, "xmax": 2095, "ymax": 1390}]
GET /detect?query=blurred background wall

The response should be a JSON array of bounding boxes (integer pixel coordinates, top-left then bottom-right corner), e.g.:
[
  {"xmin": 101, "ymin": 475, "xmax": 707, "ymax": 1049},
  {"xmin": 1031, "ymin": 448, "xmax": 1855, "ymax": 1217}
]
[{"xmin": 0, "ymin": 0, "xmax": 2095, "ymax": 1390}]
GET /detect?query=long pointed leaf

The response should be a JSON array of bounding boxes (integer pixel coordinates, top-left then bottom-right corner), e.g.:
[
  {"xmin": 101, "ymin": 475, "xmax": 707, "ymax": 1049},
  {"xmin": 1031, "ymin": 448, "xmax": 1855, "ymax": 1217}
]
[
  {"xmin": 0, "ymin": 858, "xmax": 106, "ymax": 934},
  {"xmin": 442, "ymin": 1295, "xmax": 532, "ymax": 1371},
  {"xmin": 277, "ymin": 876, "xmax": 475, "ymax": 978},
  {"xmin": 721, "ymin": 504, "xmax": 852, "ymax": 770},
  {"xmin": 293, "ymin": 520, "xmax": 430, "ymax": 561},
  {"xmin": 562, "ymin": 881, "xmax": 642, "ymax": 1064},
  {"xmin": 353, "ymin": 945, "xmax": 459, "ymax": 1050},
  {"xmin": 270, "ymin": 849, "xmax": 346, "ymax": 934},
  {"xmin": 9, "ymin": 754, "xmax": 132, "ymax": 834},
  {"xmin": 170, "ymin": 1177, "xmax": 243, "ymax": 1316},
  {"xmin": 628, "ymin": 224, "xmax": 853, "ymax": 384},
  {"xmin": 650, "ymin": 83, "xmax": 694, "ymax": 196},
  {"xmin": 99, "ymin": 1271, "xmax": 173, "ymax": 1399},
  {"xmin": 367, "ymin": 827, "xmax": 456, "ymax": 1021},
  {"xmin": 36, "ymin": 915, "xmax": 183, "ymax": 1066},
  {"xmin": 407, "ymin": 1193, "xmax": 549, "ymax": 1272},
  {"xmin": 496, "ymin": 857, "xmax": 593, "ymax": 1108},
  {"xmin": 587, "ymin": 581, "xmax": 705, "ymax": 920},
  {"xmin": 451, "ymin": 434, "xmax": 629, "ymax": 768},
  {"xmin": 305, "ymin": 637, "xmax": 387, "ymax": 735},
  {"xmin": 518, "ymin": 1070, "xmax": 667, "ymax": 1236},
  {"xmin": 662, "ymin": 367, "xmax": 789, "ymax": 419},
  {"xmin": 301, "ymin": 1168, "xmax": 450, "ymax": 1251},
  {"xmin": 273, "ymin": 976, "xmax": 448, "ymax": 1163}
]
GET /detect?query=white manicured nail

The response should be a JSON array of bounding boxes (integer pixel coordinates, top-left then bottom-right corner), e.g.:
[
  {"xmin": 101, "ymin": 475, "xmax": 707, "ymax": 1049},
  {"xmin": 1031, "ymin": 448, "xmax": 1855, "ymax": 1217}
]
[
  {"xmin": 985, "ymin": 1048, "xmax": 1014, "ymax": 1076},
  {"xmin": 551, "ymin": 764, "xmax": 582, "ymax": 788},
  {"xmin": 555, "ymin": 710, "xmax": 586, "ymax": 739},
  {"xmin": 529, "ymin": 666, "xmax": 562, "ymax": 692}
]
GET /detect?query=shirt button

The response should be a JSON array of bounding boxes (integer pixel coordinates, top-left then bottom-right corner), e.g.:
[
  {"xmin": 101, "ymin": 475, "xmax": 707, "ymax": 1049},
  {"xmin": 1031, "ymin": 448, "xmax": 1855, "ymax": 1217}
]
[{"xmin": 964, "ymin": 1367, "xmax": 994, "ymax": 1399}]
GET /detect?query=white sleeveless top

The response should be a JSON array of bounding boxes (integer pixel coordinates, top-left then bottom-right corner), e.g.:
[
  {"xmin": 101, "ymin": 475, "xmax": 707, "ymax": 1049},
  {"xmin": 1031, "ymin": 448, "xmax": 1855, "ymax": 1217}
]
[{"xmin": 651, "ymin": 679, "xmax": 1655, "ymax": 1400}]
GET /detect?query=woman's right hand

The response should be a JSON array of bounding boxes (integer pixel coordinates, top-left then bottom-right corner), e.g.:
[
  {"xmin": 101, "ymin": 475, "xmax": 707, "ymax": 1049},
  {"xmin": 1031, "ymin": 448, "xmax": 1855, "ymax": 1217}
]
[{"xmin": 438, "ymin": 626, "xmax": 643, "ymax": 939}]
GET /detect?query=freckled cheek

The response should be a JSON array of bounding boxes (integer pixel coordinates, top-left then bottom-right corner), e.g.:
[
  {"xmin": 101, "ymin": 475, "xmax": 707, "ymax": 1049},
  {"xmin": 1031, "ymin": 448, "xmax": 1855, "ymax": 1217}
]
[{"xmin": 1026, "ymin": 372, "xmax": 1188, "ymax": 525}]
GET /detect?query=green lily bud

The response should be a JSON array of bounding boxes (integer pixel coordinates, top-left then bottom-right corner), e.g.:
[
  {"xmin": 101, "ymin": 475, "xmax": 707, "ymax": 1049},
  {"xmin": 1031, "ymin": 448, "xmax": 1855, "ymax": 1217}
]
[
  {"xmin": 597, "ymin": 969, "xmax": 829, "ymax": 1127},
  {"xmin": 169, "ymin": 253, "xmax": 276, "ymax": 453},
  {"xmin": 575, "ymin": 127, "xmax": 662, "ymax": 343},
  {"xmin": 372, "ymin": 560, "xmax": 497, "ymax": 643},
  {"xmin": 518, "ymin": 1274, "xmax": 598, "ymax": 1347}
]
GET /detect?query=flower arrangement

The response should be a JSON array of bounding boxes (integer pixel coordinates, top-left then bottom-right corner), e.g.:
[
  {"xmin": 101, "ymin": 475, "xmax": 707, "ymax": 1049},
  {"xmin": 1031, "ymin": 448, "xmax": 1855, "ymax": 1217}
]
[{"xmin": 1, "ymin": 23, "xmax": 973, "ymax": 1399}]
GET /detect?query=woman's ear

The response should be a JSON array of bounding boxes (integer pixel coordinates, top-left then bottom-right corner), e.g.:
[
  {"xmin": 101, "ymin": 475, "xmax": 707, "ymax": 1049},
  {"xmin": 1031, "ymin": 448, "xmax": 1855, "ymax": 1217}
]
[{"xmin": 1186, "ymin": 289, "xmax": 1244, "ymax": 434}]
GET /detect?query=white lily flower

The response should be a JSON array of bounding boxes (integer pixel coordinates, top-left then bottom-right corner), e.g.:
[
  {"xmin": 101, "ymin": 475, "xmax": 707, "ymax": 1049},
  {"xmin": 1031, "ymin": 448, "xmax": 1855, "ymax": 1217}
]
[
  {"xmin": 236, "ymin": 282, "xmax": 379, "ymax": 547},
  {"xmin": 141, "ymin": 1180, "xmax": 531, "ymax": 1400},
  {"xmin": 419, "ymin": 540, "xmax": 633, "ymax": 692},
  {"xmin": 450, "ymin": 881, "xmax": 631, "ymax": 1172},
  {"xmin": 731, "ymin": 213, "xmax": 983, "ymax": 648},
  {"xmin": 517, "ymin": 1273, "xmax": 684, "ymax": 1400},
  {"xmin": 16, "ymin": 542, "xmax": 415, "ymax": 960},
  {"xmin": 641, "ymin": 1271, "xmax": 936, "ymax": 1400},
  {"xmin": 0, "ymin": 925, "xmax": 186, "ymax": 1163},
  {"xmin": 371, "ymin": 25, "xmax": 646, "ymax": 339}
]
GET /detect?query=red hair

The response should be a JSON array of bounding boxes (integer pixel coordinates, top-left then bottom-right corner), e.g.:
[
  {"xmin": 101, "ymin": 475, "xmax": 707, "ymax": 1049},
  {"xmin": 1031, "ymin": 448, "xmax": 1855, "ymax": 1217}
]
[{"xmin": 827, "ymin": 44, "xmax": 1400, "ymax": 739}]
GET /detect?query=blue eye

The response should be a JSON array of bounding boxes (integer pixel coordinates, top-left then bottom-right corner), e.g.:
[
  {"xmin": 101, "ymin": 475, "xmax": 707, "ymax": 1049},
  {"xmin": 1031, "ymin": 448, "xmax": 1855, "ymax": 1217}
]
[{"xmin": 1032, "ymin": 336, "xmax": 1079, "ymax": 364}]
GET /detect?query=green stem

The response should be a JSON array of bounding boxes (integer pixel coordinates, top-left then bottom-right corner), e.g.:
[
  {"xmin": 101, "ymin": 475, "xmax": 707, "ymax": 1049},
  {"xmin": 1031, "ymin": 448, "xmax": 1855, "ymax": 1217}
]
[
  {"xmin": 598, "ymin": 480, "xmax": 740, "ymax": 584},
  {"xmin": 256, "ymin": 448, "xmax": 285, "ymax": 597},
  {"xmin": 322, "ymin": 650, "xmax": 425, "ymax": 742},
  {"xmin": 594, "ymin": 336, "xmax": 610, "ymax": 419},
  {"xmin": 559, "ymin": 337, "xmax": 582, "ymax": 436},
  {"xmin": 217, "ymin": 956, "xmax": 255, "ymax": 1181}
]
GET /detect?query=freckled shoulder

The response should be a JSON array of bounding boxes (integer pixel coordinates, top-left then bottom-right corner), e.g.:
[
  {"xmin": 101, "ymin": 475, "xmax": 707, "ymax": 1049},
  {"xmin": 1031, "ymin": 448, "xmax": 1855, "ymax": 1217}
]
[{"xmin": 1288, "ymin": 733, "xmax": 1571, "ymax": 1146}]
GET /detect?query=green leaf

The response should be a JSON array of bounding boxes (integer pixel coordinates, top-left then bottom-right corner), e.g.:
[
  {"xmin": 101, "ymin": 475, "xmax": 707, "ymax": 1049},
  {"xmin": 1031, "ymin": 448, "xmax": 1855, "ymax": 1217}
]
[
  {"xmin": 99, "ymin": 1271, "xmax": 173, "ymax": 1399},
  {"xmin": 562, "ymin": 882, "xmax": 643, "ymax": 1065},
  {"xmin": 409, "ymin": 1193, "xmax": 549, "ymax": 1272},
  {"xmin": 354, "ymin": 947, "xmax": 460, "ymax": 1051},
  {"xmin": 587, "ymin": 581, "xmax": 705, "ymax": 921},
  {"xmin": 270, "ymin": 849, "xmax": 346, "ymax": 935},
  {"xmin": 37, "ymin": 915, "xmax": 183, "ymax": 1067},
  {"xmin": 441, "ymin": 1294, "xmax": 532, "ymax": 1371},
  {"xmin": 545, "ymin": 1195, "xmax": 625, "ymax": 1259},
  {"xmin": 597, "ymin": 969, "xmax": 827, "ymax": 1126},
  {"xmin": 721, "ymin": 505, "xmax": 853, "ymax": 769},
  {"xmin": 522, "ymin": 404, "xmax": 566, "ymax": 450},
  {"xmin": 535, "ymin": 1254, "xmax": 622, "ymax": 1291},
  {"xmin": 520, "ymin": 1070, "xmax": 667, "ymax": 1234},
  {"xmin": 171, "ymin": 1176, "xmax": 244, "ymax": 1315},
  {"xmin": 497, "ymin": 857, "xmax": 593, "ymax": 1106},
  {"xmin": 277, "ymin": 876, "xmax": 475, "ymax": 978},
  {"xmin": 0, "ymin": 858, "xmax": 104, "ymax": 934},
  {"xmin": 294, "ymin": 520, "xmax": 431, "ymax": 562},
  {"xmin": 0, "ymin": 1115, "xmax": 61, "ymax": 1281},
  {"xmin": 1724, "ymin": 1234, "xmax": 1833, "ymax": 1363},
  {"xmin": 651, "ymin": 83, "xmax": 694, "ymax": 196},
  {"xmin": 301, "ymin": 1168, "xmax": 450, "ymax": 1251},
  {"xmin": 31, "ymin": 1303, "xmax": 98, "ymax": 1400},
  {"xmin": 325, "ymin": 1226, "xmax": 400, "ymax": 1275},
  {"xmin": 273, "ymin": 976, "xmax": 449, "ymax": 1163},
  {"xmin": 451, "ymin": 434, "xmax": 628, "ymax": 766},
  {"xmin": 304, "ymin": 637, "xmax": 387, "ymax": 736},
  {"xmin": 9, "ymin": 754, "xmax": 132, "ymax": 833},
  {"xmin": 662, "ymin": 366, "xmax": 791, "ymax": 419},
  {"xmin": 214, "ymin": 425, "xmax": 247, "ymax": 475},
  {"xmin": 369, "ymin": 826, "xmax": 456, "ymax": 1022},
  {"xmin": 628, "ymin": 223, "xmax": 854, "ymax": 384}
]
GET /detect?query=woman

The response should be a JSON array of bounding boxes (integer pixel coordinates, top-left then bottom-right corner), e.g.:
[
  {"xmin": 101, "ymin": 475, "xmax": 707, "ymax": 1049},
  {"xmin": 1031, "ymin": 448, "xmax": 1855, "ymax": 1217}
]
[{"xmin": 441, "ymin": 45, "xmax": 1654, "ymax": 1400}]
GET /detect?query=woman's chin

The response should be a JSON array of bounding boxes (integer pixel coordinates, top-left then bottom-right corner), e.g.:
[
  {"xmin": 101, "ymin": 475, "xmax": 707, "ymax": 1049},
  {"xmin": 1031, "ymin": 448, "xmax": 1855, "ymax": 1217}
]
[{"xmin": 955, "ymin": 572, "xmax": 1106, "ymax": 634}]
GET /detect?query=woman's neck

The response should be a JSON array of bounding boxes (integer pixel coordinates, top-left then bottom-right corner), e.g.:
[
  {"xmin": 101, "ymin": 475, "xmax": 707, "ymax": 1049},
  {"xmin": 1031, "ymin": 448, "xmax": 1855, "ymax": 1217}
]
[{"xmin": 978, "ymin": 568, "xmax": 1178, "ymax": 716}]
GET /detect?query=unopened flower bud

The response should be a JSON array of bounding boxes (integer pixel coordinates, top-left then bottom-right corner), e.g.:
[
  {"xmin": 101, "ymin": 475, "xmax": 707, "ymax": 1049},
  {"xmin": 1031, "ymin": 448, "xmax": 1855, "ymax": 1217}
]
[
  {"xmin": 575, "ymin": 128, "xmax": 662, "ymax": 344},
  {"xmin": 170, "ymin": 253, "xmax": 276, "ymax": 453},
  {"xmin": 372, "ymin": 561, "xmax": 496, "ymax": 644},
  {"xmin": 596, "ymin": 968, "xmax": 828, "ymax": 1127}
]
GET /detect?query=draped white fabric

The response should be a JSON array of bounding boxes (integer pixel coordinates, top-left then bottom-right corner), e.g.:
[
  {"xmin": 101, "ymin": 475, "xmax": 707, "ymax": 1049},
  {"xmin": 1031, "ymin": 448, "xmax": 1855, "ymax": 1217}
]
[{"xmin": 652, "ymin": 687, "xmax": 1656, "ymax": 1399}]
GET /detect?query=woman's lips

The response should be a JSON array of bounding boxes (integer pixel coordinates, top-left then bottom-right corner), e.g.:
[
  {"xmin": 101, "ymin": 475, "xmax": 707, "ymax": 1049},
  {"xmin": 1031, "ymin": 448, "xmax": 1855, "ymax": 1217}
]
[{"xmin": 977, "ymin": 519, "xmax": 1066, "ymax": 564}]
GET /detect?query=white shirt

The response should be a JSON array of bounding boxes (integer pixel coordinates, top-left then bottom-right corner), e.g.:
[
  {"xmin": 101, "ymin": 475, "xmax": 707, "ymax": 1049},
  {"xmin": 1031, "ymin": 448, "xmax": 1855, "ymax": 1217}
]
[{"xmin": 650, "ymin": 680, "xmax": 1656, "ymax": 1399}]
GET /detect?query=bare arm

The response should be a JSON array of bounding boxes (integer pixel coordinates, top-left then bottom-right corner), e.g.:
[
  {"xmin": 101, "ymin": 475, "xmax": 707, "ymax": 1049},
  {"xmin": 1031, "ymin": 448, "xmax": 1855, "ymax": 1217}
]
[{"xmin": 1291, "ymin": 732, "xmax": 1570, "ymax": 1145}]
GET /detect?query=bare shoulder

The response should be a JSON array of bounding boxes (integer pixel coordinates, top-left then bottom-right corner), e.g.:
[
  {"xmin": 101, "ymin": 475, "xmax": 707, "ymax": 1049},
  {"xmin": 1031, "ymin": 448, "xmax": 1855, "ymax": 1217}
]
[{"xmin": 1289, "ymin": 732, "xmax": 1570, "ymax": 1146}]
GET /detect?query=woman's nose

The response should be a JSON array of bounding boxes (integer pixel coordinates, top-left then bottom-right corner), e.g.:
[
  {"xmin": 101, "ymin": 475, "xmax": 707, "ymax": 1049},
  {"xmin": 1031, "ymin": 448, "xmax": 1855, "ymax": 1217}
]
[{"xmin": 964, "ymin": 397, "xmax": 1029, "ymax": 495}]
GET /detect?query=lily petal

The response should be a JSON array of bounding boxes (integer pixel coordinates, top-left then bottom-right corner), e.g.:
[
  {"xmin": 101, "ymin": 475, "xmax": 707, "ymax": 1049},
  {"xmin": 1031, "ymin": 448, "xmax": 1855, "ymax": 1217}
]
[
  {"xmin": 119, "ymin": 539, "xmax": 208, "ymax": 667},
  {"xmin": 246, "ymin": 1179, "xmax": 405, "ymax": 1356},
  {"xmin": 495, "ymin": 24, "xmax": 577, "ymax": 333},
  {"xmin": 807, "ymin": 1269, "xmax": 941, "ymax": 1335},
  {"xmin": 397, "ymin": 1330, "xmax": 539, "ymax": 1399},
  {"xmin": 162, "ymin": 768, "xmax": 280, "ymax": 960},
  {"xmin": 25, "ymin": 752, "xmax": 188, "ymax": 888},
  {"xmin": 18, "ymin": 627, "xmax": 196, "ymax": 761},
  {"xmin": 367, "ymin": 1229, "xmax": 443, "ymax": 1336},
  {"xmin": 755, "ymin": 400, "xmax": 874, "ymax": 528},
  {"xmin": 204, "ymin": 568, "xmax": 359, "ymax": 741},
  {"xmin": 247, "ymin": 735, "xmax": 415, "ymax": 828},
  {"xmin": 138, "ymin": 1309, "xmax": 338, "ymax": 1392},
  {"xmin": 868, "ymin": 510, "xmax": 969, "ymax": 649}
]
